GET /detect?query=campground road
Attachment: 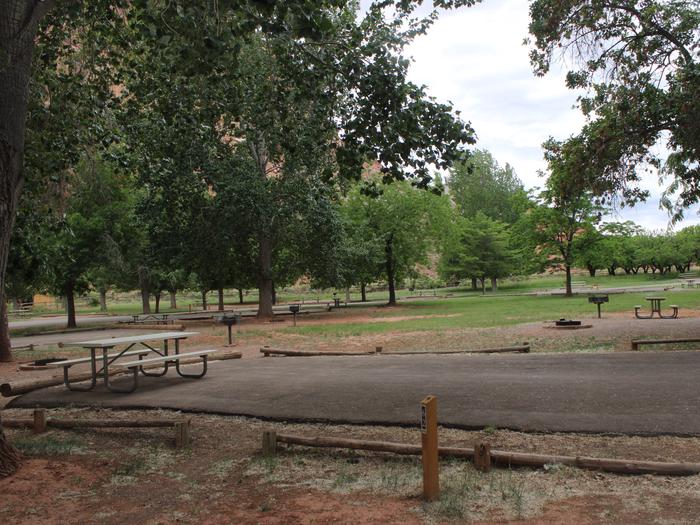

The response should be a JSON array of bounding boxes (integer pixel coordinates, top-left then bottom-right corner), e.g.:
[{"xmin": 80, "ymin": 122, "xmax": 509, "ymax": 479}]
[{"xmin": 10, "ymin": 350, "xmax": 700, "ymax": 435}]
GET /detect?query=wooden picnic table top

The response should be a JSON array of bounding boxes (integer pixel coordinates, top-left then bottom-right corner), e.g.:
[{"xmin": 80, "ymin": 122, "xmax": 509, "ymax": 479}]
[
  {"xmin": 645, "ymin": 296, "xmax": 666, "ymax": 301},
  {"xmin": 72, "ymin": 331, "xmax": 199, "ymax": 348}
]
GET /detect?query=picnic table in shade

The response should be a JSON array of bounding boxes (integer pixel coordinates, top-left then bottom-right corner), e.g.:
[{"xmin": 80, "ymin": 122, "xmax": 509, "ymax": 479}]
[
  {"xmin": 634, "ymin": 297, "xmax": 679, "ymax": 319},
  {"xmin": 47, "ymin": 331, "xmax": 216, "ymax": 393}
]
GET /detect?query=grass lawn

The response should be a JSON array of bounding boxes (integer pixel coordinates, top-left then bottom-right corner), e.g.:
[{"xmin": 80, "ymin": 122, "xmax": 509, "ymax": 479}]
[{"xmin": 283, "ymin": 289, "xmax": 700, "ymax": 337}]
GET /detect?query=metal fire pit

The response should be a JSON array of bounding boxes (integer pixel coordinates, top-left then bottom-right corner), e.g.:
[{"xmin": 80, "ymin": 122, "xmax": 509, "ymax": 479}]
[{"xmin": 555, "ymin": 319, "xmax": 582, "ymax": 326}]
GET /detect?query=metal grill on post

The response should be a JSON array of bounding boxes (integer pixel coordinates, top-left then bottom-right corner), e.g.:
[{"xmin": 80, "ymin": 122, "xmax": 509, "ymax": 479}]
[
  {"xmin": 588, "ymin": 295, "xmax": 609, "ymax": 319},
  {"xmin": 289, "ymin": 304, "xmax": 300, "ymax": 327},
  {"xmin": 218, "ymin": 313, "xmax": 241, "ymax": 345}
]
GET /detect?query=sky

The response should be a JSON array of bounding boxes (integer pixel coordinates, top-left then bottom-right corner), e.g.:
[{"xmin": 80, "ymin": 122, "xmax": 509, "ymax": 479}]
[{"xmin": 361, "ymin": 0, "xmax": 700, "ymax": 231}]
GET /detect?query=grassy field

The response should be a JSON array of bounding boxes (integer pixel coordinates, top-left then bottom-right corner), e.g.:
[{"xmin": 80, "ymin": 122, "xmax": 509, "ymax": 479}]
[{"xmin": 284, "ymin": 289, "xmax": 700, "ymax": 337}]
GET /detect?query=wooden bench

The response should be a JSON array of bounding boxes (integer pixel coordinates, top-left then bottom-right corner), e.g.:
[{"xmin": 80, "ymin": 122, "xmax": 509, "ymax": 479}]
[
  {"xmin": 109, "ymin": 349, "xmax": 218, "ymax": 393},
  {"xmin": 631, "ymin": 337, "xmax": 700, "ymax": 351}
]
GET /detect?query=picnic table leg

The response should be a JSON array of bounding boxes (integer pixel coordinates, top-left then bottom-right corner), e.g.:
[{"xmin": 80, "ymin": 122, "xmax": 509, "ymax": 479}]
[
  {"xmin": 175, "ymin": 355, "xmax": 208, "ymax": 379},
  {"xmin": 63, "ymin": 347, "xmax": 97, "ymax": 391},
  {"xmin": 105, "ymin": 366, "xmax": 139, "ymax": 393},
  {"xmin": 141, "ymin": 339, "xmax": 169, "ymax": 377},
  {"xmin": 660, "ymin": 306, "xmax": 679, "ymax": 319}
]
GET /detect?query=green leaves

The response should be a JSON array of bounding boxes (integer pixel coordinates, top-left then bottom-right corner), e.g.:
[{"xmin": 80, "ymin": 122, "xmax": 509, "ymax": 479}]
[{"xmin": 528, "ymin": 0, "xmax": 700, "ymax": 213}]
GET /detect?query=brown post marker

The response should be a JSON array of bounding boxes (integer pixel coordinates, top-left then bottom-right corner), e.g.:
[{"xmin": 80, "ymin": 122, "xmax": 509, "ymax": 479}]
[
  {"xmin": 474, "ymin": 442, "xmax": 491, "ymax": 472},
  {"xmin": 33, "ymin": 408, "xmax": 47, "ymax": 434},
  {"xmin": 262, "ymin": 431, "xmax": 277, "ymax": 456},
  {"xmin": 174, "ymin": 419, "xmax": 190, "ymax": 449},
  {"xmin": 421, "ymin": 395, "xmax": 439, "ymax": 501}
]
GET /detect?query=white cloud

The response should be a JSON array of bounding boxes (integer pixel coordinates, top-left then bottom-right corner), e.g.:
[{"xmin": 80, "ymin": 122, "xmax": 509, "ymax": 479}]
[{"xmin": 358, "ymin": 0, "xmax": 700, "ymax": 229}]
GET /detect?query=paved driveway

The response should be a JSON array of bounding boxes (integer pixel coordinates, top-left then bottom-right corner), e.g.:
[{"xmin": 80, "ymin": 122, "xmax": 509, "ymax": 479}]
[{"xmin": 10, "ymin": 351, "xmax": 700, "ymax": 435}]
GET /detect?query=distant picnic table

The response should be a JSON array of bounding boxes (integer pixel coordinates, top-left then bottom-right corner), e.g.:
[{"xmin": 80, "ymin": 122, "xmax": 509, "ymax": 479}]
[
  {"xmin": 131, "ymin": 313, "xmax": 171, "ymax": 324},
  {"xmin": 634, "ymin": 297, "xmax": 678, "ymax": 319}
]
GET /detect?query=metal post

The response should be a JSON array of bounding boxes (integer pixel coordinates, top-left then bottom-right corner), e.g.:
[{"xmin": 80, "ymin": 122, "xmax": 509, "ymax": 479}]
[
  {"xmin": 597, "ymin": 303, "xmax": 602, "ymax": 319},
  {"xmin": 421, "ymin": 395, "xmax": 439, "ymax": 501},
  {"xmin": 227, "ymin": 324, "xmax": 233, "ymax": 345}
]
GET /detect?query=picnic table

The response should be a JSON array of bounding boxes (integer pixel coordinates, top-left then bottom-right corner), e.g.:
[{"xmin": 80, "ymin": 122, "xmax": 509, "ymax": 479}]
[
  {"xmin": 131, "ymin": 313, "xmax": 171, "ymax": 324},
  {"xmin": 634, "ymin": 297, "xmax": 679, "ymax": 319},
  {"xmin": 48, "ymin": 331, "xmax": 217, "ymax": 393}
]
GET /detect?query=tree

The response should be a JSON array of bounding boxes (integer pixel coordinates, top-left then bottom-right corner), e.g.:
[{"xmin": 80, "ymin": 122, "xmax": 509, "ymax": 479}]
[
  {"xmin": 528, "ymin": 139, "xmax": 604, "ymax": 296},
  {"xmin": 448, "ymin": 149, "xmax": 529, "ymax": 224},
  {"xmin": 440, "ymin": 213, "xmax": 517, "ymax": 291},
  {"xmin": 343, "ymin": 179, "xmax": 449, "ymax": 305},
  {"xmin": 41, "ymin": 152, "xmax": 134, "ymax": 328},
  {"xmin": 528, "ymin": 0, "xmax": 700, "ymax": 217}
]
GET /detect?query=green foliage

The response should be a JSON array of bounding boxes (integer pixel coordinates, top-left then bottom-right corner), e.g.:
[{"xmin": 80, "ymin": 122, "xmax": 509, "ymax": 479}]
[
  {"xmin": 341, "ymin": 178, "xmax": 450, "ymax": 302},
  {"xmin": 528, "ymin": 0, "xmax": 700, "ymax": 216},
  {"xmin": 448, "ymin": 149, "xmax": 528, "ymax": 223},
  {"xmin": 439, "ymin": 213, "xmax": 517, "ymax": 286}
]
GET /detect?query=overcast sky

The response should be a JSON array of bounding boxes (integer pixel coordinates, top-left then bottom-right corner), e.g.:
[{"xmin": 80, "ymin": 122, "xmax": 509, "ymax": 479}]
[{"xmin": 362, "ymin": 0, "xmax": 700, "ymax": 231}]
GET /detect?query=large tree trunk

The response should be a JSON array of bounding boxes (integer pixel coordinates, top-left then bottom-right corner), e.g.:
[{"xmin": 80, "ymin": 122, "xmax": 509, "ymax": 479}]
[
  {"xmin": 218, "ymin": 287, "xmax": 224, "ymax": 311},
  {"xmin": 257, "ymin": 234, "xmax": 274, "ymax": 318},
  {"xmin": 565, "ymin": 264, "xmax": 573, "ymax": 297},
  {"xmin": 99, "ymin": 288, "xmax": 107, "ymax": 312},
  {"xmin": 0, "ymin": 0, "xmax": 57, "ymax": 477},
  {"xmin": 169, "ymin": 291, "xmax": 177, "ymax": 309},
  {"xmin": 201, "ymin": 290, "xmax": 208, "ymax": 311},
  {"xmin": 0, "ymin": 1, "xmax": 55, "ymax": 363},
  {"xmin": 587, "ymin": 265, "xmax": 596, "ymax": 277},
  {"xmin": 360, "ymin": 282, "xmax": 367, "ymax": 302},
  {"xmin": 138, "ymin": 266, "xmax": 150, "ymax": 314},
  {"xmin": 385, "ymin": 233, "xmax": 397, "ymax": 306},
  {"xmin": 0, "ymin": 301, "xmax": 11, "ymax": 362},
  {"xmin": 154, "ymin": 292, "xmax": 161, "ymax": 313},
  {"xmin": 65, "ymin": 280, "xmax": 76, "ymax": 329},
  {"xmin": 238, "ymin": 288, "xmax": 244, "ymax": 304},
  {"xmin": 490, "ymin": 276, "xmax": 497, "ymax": 292},
  {"xmin": 471, "ymin": 277, "xmax": 478, "ymax": 291}
]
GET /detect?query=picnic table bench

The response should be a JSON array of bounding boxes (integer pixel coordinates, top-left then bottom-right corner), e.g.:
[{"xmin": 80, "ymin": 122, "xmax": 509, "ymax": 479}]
[{"xmin": 47, "ymin": 331, "xmax": 215, "ymax": 393}]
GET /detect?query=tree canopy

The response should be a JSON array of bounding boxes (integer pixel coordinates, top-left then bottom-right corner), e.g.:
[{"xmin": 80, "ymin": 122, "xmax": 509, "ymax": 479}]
[{"xmin": 528, "ymin": 0, "xmax": 700, "ymax": 217}]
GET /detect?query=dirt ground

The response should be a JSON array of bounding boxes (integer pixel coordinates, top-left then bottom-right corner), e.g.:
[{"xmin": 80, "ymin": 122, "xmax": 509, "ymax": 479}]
[
  {"xmin": 3, "ymin": 307, "xmax": 700, "ymax": 524},
  {"xmin": 3, "ymin": 407, "xmax": 700, "ymax": 525}
]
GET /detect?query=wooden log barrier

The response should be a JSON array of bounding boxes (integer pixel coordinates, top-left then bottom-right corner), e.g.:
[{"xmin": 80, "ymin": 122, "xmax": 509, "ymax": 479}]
[
  {"xmin": 262, "ymin": 430, "xmax": 277, "ymax": 456},
  {"xmin": 260, "ymin": 347, "xmax": 375, "ymax": 357},
  {"xmin": 631, "ymin": 337, "xmax": 700, "ymax": 351},
  {"xmin": 273, "ymin": 433, "xmax": 700, "ymax": 476},
  {"xmin": 474, "ymin": 441, "xmax": 491, "ymax": 472},
  {"xmin": 33, "ymin": 408, "xmax": 47, "ymax": 434},
  {"xmin": 385, "ymin": 344, "xmax": 530, "ymax": 355},
  {"xmin": 4, "ymin": 415, "xmax": 191, "ymax": 447},
  {"xmin": 260, "ymin": 344, "xmax": 530, "ymax": 357},
  {"xmin": 1, "ymin": 350, "xmax": 242, "ymax": 397}
]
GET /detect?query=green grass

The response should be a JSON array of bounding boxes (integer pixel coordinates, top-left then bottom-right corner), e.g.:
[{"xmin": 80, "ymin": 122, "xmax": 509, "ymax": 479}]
[
  {"xmin": 13, "ymin": 434, "xmax": 86, "ymax": 455},
  {"xmin": 284, "ymin": 289, "xmax": 700, "ymax": 337}
]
